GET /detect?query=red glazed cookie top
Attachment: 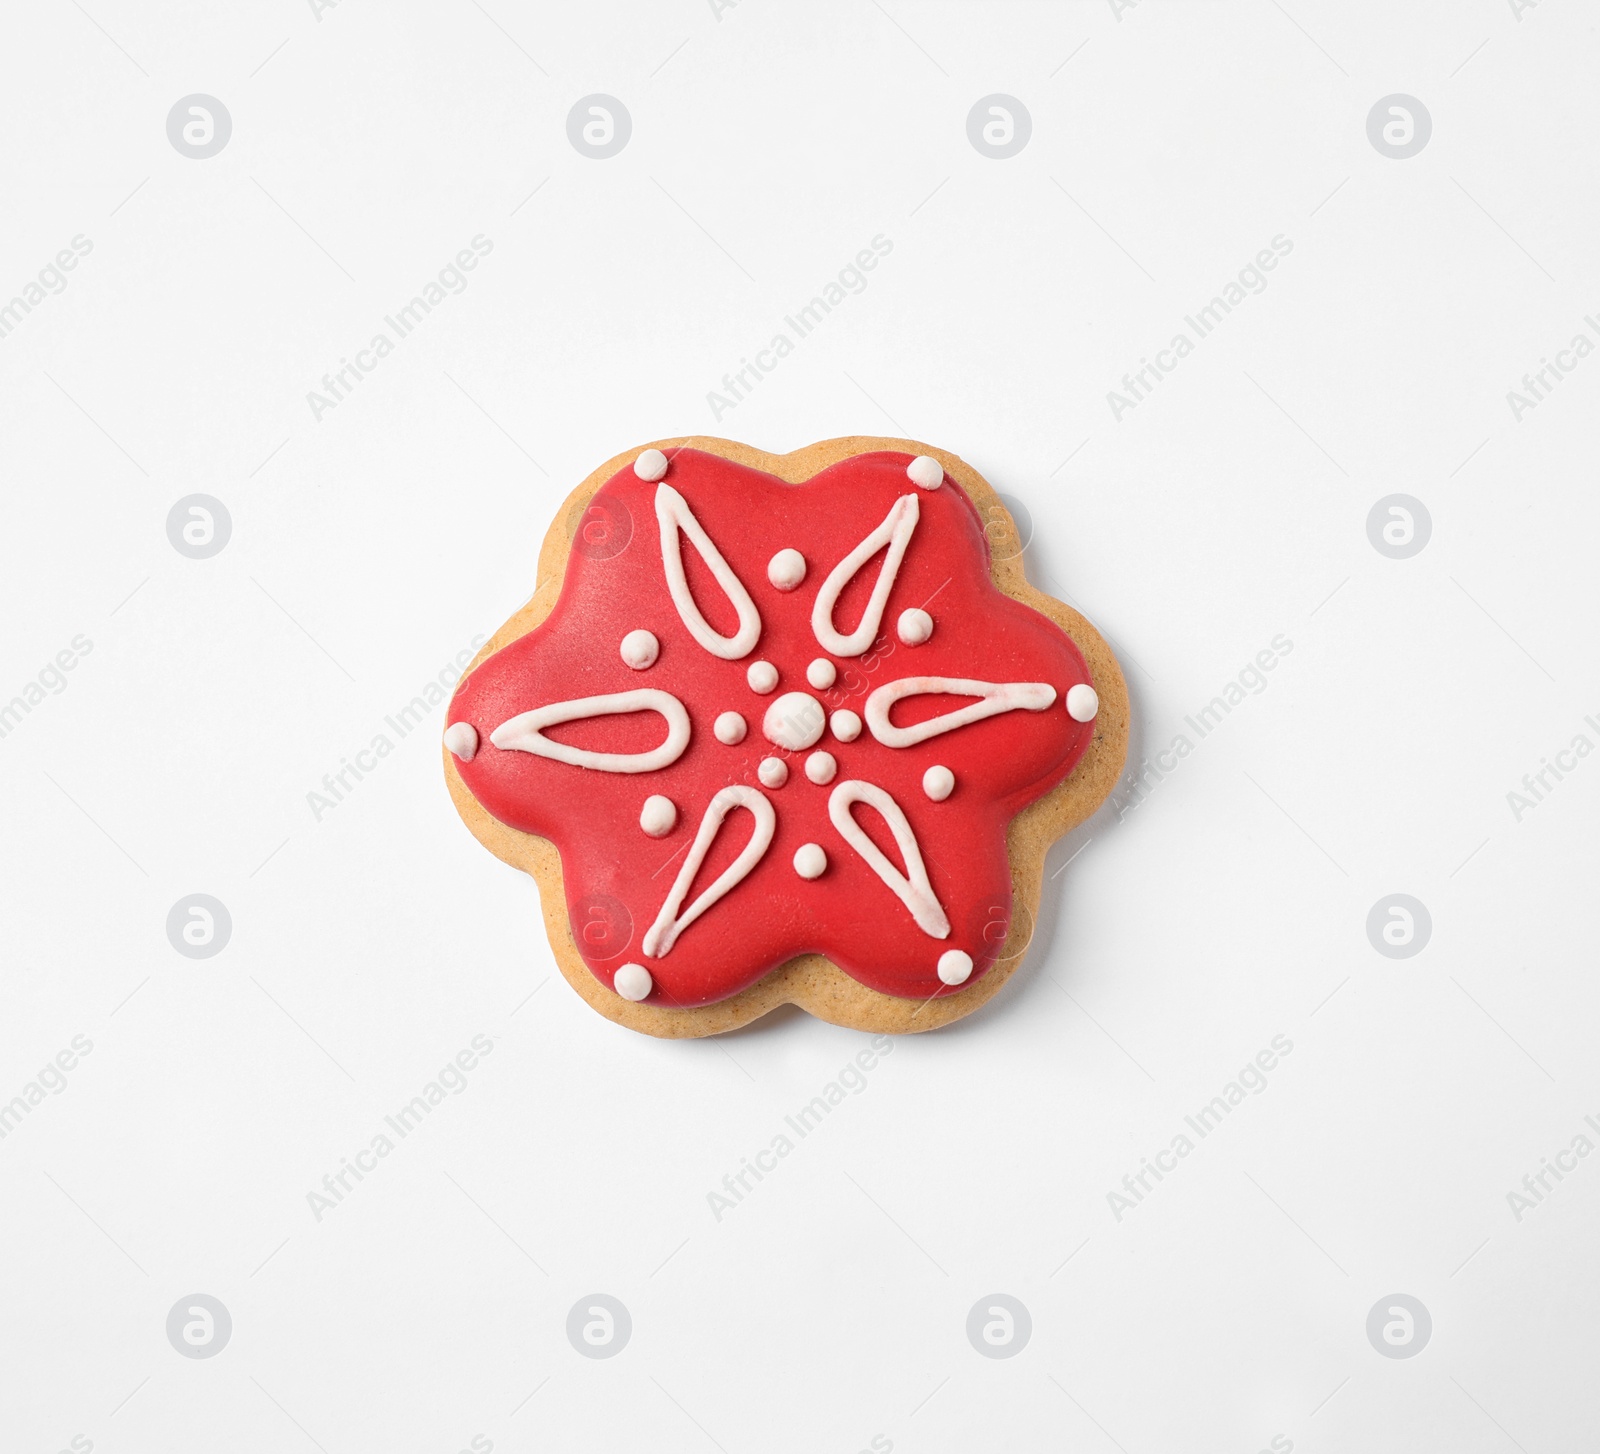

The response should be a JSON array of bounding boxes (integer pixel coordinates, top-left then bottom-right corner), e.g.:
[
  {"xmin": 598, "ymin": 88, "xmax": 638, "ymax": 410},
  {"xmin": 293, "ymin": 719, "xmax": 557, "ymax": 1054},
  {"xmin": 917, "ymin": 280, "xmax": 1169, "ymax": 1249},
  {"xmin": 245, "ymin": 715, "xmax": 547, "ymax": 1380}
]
[{"xmin": 446, "ymin": 448, "xmax": 1098, "ymax": 1007}]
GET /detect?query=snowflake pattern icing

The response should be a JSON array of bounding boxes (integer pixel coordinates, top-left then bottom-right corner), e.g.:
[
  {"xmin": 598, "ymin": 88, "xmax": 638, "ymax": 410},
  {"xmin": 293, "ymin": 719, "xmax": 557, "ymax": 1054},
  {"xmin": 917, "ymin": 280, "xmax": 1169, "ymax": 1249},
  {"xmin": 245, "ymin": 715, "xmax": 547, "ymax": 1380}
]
[{"xmin": 447, "ymin": 447, "xmax": 1099, "ymax": 1008}]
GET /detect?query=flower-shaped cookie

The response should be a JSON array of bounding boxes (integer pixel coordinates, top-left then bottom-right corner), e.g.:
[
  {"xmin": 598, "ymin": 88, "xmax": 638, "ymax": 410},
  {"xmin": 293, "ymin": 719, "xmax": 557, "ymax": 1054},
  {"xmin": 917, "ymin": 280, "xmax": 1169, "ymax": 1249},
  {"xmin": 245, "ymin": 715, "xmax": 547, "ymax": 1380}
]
[{"xmin": 445, "ymin": 439, "xmax": 1123, "ymax": 1033}]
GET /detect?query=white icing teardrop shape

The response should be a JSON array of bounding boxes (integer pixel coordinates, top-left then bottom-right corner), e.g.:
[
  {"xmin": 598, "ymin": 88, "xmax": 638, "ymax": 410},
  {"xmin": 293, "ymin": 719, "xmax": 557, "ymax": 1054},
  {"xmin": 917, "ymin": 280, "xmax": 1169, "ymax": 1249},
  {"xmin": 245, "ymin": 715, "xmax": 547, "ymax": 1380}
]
[
  {"xmin": 643, "ymin": 785, "xmax": 776, "ymax": 958},
  {"xmin": 793, "ymin": 843, "xmax": 827, "ymax": 879},
  {"xmin": 634, "ymin": 448, "xmax": 669, "ymax": 482},
  {"xmin": 763, "ymin": 691, "xmax": 825, "ymax": 751},
  {"xmin": 614, "ymin": 963, "xmax": 653, "ymax": 1000},
  {"xmin": 907, "ymin": 455, "xmax": 944, "ymax": 490},
  {"xmin": 864, "ymin": 677, "xmax": 1056, "ymax": 749},
  {"xmin": 443, "ymin": 722, "xmax": 478, "ymax": 761},
  {"xmin": 768, "ymin": 548, "xmax": 806, "ymax": 591},
  {"xmin": 811, "ymin": 494, "xmax": 920, "ymax": 658},
  {"xmin": 640, "ymin": 794, "xmax": 677, "ymax": 837},
  {"xmin": 655, "ymin": 483, "xmax": 762, "ymax": 660},
  {"xmin": 620, "ymin": 629, "xmax": 659, "ymax": 669},
  {"xmin": 897, "ymin": 608, "xmax": 933, "ymax": 646},
  {"xmin": 490, "ymin": 689, "xmax": 691, "ymax": 773},
  {"xmin": 827, "ymin": 779, "xmax": 949, "ymax": 938},
  {"xmin": 1066, "ymin": 683, "xmax": 1100, "ymax": 722}
]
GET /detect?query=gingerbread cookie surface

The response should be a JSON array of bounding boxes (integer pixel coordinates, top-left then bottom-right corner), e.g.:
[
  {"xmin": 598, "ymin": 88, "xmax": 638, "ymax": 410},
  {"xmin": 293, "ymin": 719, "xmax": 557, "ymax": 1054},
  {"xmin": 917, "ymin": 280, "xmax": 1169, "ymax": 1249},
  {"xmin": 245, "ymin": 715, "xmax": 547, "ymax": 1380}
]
[{"xmin": 444, "ymin": 437, "xmax": 1127, "ymax": 1037}]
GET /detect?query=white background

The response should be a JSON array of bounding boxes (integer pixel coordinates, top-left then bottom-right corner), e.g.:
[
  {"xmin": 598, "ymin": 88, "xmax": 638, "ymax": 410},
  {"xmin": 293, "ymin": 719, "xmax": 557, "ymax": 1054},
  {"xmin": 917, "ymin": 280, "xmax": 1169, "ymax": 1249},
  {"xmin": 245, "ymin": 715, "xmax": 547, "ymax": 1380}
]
[{"xmin": 2, "ymin": 1, "xmax": 1597, "ymax": 1451}]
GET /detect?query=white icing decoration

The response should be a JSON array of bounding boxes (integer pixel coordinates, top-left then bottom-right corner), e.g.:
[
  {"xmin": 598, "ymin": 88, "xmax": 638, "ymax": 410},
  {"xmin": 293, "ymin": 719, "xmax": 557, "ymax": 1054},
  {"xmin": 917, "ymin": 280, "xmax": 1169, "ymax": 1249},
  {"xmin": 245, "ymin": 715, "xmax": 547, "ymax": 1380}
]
[
  {"xmin": 768, "ymin": 548, "xmax": 806, "ymax": 591},
  {"xmin": 643, "ymin": 786, "xmax": 776, "ymax": 958},
  {"xmin": 633, "ymin": 448, "xmax": 669, "ymax": 482},
  {"xmin": 747, "ymin": 660, "xmax": 779, "ymax": 693},
  {"xmin": 811, "ymin": 494, "xmax": 920, "ymax": 658},
  {"xmin": 614, "ymin": 963, "xmax": 653, "ymax": 1000},
  {"xmin": 758, "ymin": 756, "xmax": 788, "ymax": 788},
  {"xmin": 443, "ymin": 722, "xmax": 478, "ymax": 761},
  {"xmin": 830, "ymin": 709, "xmax": 862, "ymax": 743},
  {"xmin": 490, "ymin": 689, "xmax": 691, "ymax": 773},
  {"xmin": 897, "ymin": 608, "xmax": 933, "ymax": 646},
  {"xmin": 937, "ymin": 949, "xmax": 973, "ymax": 985},
  {"xmin": 640, "ymin": 794, "xmax": 677, "ymax": 837},
  {"xmin": 923, "ymin": 765, "xmax": 954, "ymax": 801},
  {"xmin": 620, "ymin": 629, "xmax": 659, "ymax": 670},
  {"xmin": 1066, "ymin": 683, "xmax": 1100, "ymax": 722},
  {"xmin": 714, "ymin": 711, "xmax": 747, "ymax": 745},
  {"xmin": 805, "ymin": 750, "xmax": 836, "ymax": 785},
  {"xmin": 793, "ymin": 843, "xmax": 827, "ymax": 879},
  {"xmin": 807, "ymin": 658, "xmax": 836, "ymax": 690},
  {"xmin": 763, "ymin": 691, "xmax": 825, "ymax": 751},
  {"xmin": 907, "ymin": 455, "xmax": 944, "ymax": 490},
  {"xmin": 828, "ymin": 780, "xmax": 949, "ymax": 938},
  {"xmin": 655, "ymin": 483, "xmax": 762, "ymax": 660},
  {"xmin": 865, "ymin": 677, "xmax": 1056, "ymax": 749}
]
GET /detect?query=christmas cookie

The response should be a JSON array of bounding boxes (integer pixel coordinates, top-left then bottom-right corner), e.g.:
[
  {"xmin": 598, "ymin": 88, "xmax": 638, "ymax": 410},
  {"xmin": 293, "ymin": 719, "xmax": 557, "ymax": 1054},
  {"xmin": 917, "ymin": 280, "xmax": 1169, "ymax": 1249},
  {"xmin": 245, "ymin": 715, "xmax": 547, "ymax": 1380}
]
[{"xmin": 444, "ymin": 437, "xmax": 1126, "ymax": 1037}]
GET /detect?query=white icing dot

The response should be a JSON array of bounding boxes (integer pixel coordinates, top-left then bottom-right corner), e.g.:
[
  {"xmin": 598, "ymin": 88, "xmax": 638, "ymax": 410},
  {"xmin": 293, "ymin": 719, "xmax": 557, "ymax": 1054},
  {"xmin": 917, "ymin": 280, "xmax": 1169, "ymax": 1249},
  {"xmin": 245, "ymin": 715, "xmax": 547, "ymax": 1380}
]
[
  {"xmin": 714, "ymin": 711, "xmax": 747, "ymax": 745},
  {"xmin": 443, "ymin": 722, "xmax": 478, "ymax": 762},
  {"xmin": 640, "ymin": 794, "xmax": 677, "ymax": 837},
  {"xmin": 923, "ymin": 765, "xmax": 955, "ymax": 801},
  {"xmin": 768, "ymin": 548, "xmax": 807, "ymax": 591},
  {"xmin": 907, "ymin": 455, "xmax": 944, "ymax": 490},
  {"xmin": 805, "ymin": 750, "xmax": 837, "ymax": 785},
  {"xmin": 746, "ymin": 660, "xmax": 779, "ymax": 694},
  {"xmin": 633, "ymin": 448, "xmax": 669, "ymax": 482},
  {"xmin": 937, "ymin": 949, "xmax": 973, "ymax": 985},
  {"xmin": 793, "ymin": 843, "xmax": 827, "ymax": 879},
  {"xmin": 806, "ymin": 658, "xmax": 837, "ymax": 690},
  {"xmin": 620, "ymin": 629, "xmax": 659, "ymax": 670},
  {"xmin": 1066, "ymin": 683, "xmax": 1100, "ymax": 722},
  {"xmin": 830, "ymin": 709, "xmax": 862, "ymax": 743},
  {"xmin": 758, "ymin": 756, "xmax": 788, "ymax": 788},
  {"xmin": 763, "ymin": 692, "xmax": 825, "ymax": 750},
  {"xmin": 614, "ymin": 962, "xmax": 654, "ymax": 1000},
  {"xmin": 897, "ymin": 608, "xmax": 933, "ymax": 646}
]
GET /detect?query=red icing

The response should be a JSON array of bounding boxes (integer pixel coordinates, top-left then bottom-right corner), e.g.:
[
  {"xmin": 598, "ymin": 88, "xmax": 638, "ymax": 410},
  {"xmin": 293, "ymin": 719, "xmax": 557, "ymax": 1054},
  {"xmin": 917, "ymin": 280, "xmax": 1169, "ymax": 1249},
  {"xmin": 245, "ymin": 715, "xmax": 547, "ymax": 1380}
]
[{"xmin": 449, "ymin": 449, "xmax": 1093, "ymax": 1006}]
